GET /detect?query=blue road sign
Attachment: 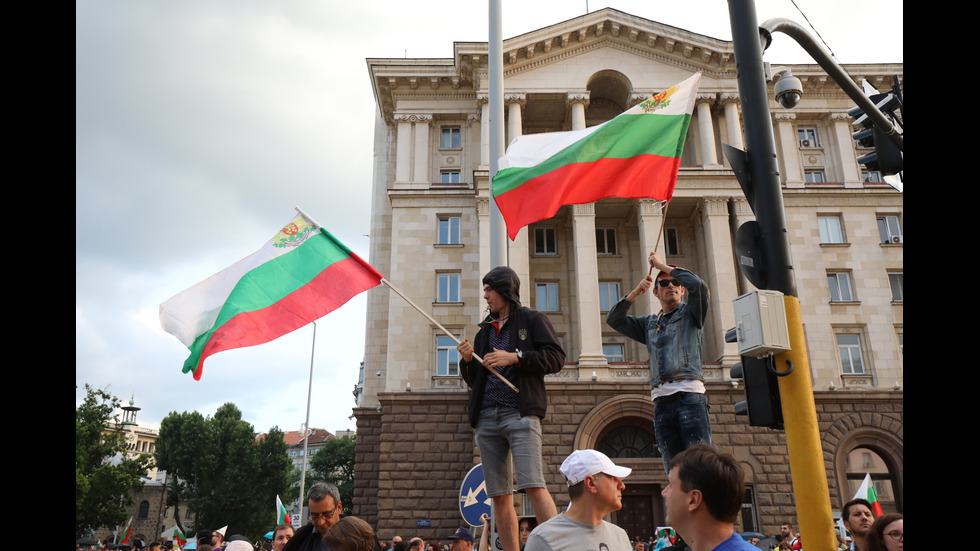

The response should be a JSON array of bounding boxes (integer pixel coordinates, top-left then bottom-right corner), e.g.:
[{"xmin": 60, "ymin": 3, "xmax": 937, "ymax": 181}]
[{"xmin": 459, "ymin": 463, "xmax": 492, "ymax": 527}]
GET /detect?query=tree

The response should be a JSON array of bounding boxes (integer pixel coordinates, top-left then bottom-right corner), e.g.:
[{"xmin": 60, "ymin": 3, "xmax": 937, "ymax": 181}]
[
  {"xmin": 308, "ymin": 434, "xmax": 356, "ymax": 515},
  {"xmin": 75, "ymin": 384, "xmax": 153, "ymax": 540},
  {"xmin": 155, "ymin": 403, "xmax": 298, "ymax": 541}
]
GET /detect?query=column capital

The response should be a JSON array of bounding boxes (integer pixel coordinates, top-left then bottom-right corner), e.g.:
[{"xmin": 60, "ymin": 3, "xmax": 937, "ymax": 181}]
[
  {"xmin": 393, "ymin": 113, "xmax": 433, "ymax": 124},
  {"xmin": 774, "ymin": 112, "xmax": 796, "ymax": 122},
  {"xmin": 830, "ymin": 112, "xmax": 851, "ymax": 122},
  {"xmin": 504, "ymin": 92, "xmax": 527, "ymax": 107},
  {"xmin": 696, "ymin": 92, "xmax": 718, "ymax": 106},
  {"xmin": 718, "ymin": 92, "xmax": 740, "ymax": 105},
  {"xmin": 476, "ymin": 93, "xmax": 489, "ymax": 106},
  {"xmin": 566, "ymin": 91, "xmax": 591, "ymax": 107},
  {"xmin": 573, "ymin": 202, "xmax": 595, "ymax": 216},
  {"xmin": 699, "ymin": 196, "xmax": 730, "ymax": 217},
  {"xmin": 637, "ymin": 198, "xmax": 665, "ymax": 216}
]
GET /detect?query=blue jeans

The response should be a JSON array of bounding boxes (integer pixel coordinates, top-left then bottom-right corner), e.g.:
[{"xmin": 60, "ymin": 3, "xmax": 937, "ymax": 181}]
[
  {"xmin": 654, "ymin": 392, "xmax": 711, "ymax": 474},
  {"xmin": 475, "ymin": 406, "xmax": 546, "ymax": 497}
]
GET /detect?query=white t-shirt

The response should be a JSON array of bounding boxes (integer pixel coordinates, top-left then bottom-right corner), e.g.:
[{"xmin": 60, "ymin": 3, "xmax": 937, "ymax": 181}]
[{"xmin": 525, "ymin": 513, "xmax": 632, "ymax": 551}]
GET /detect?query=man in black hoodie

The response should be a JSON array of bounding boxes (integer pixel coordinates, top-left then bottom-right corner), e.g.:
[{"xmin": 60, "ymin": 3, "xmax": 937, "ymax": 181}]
[{"xmin": 456, "ymin": 266, "xmax": 565, "ymax": 551}]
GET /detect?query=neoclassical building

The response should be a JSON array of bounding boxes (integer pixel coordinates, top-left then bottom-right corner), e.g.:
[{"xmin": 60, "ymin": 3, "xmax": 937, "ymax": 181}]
[{"xmin": 352, "ymin": 8, "xmax": 902, "ymax": 542}]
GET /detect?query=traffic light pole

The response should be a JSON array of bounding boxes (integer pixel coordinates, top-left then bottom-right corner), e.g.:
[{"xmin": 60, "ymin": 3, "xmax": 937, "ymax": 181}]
[{"xmin": 728, "ymin": 2, "xmax": 836, "ymax": 549}]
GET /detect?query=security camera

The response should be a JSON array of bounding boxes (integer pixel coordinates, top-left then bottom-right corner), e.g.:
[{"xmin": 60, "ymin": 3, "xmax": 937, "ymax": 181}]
[{"xmin": 773, "ymin": 69, "xmax": 803, "ymax": 109}]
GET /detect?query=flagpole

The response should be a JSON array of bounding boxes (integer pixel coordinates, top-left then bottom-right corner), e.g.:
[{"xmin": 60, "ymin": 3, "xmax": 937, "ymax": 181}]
[
  {"xmin": 381, "ymin": 277, "xmax": 519, "ymax": 393},
  {"xmin": 299, "ymin": 320, "xmax": 315, "ymax": 526},
  {"xmin": 647, "ymin": 201, "xmax": 671, "ymax": 276}
]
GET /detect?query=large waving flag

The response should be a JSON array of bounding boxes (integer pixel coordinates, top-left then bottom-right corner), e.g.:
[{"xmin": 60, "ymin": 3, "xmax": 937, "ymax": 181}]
[
  {"xmin": 160, "ymin": 210, "xmax": 384, "ymax": 380},
  {"xmin": 492, "ymin": 72, "xmax": 700, "ymax": 239},
  {"xmin": 852, "ymin": 472, "xmax": 884, "ymax": 516}
]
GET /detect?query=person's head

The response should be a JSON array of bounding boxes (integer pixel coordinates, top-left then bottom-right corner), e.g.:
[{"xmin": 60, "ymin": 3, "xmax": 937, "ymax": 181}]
[
  {"xmin": 272, "ymin": 524, "xmax": 294, "ymax": 551},
  {"xmin": 561, "ymin": 449, "xmax": 632, "ymax": 513},
  {"xmin": 198, "ymin": 530, "xmax": 220, "ymax": 548},
  {"xmin": 308, "ymin": 481, "xmax": 343, "ymax": 535},
  {"xmin": 662, "ymin": 445, "xmax": 745, "ymax": 529},
  {"xmin": 518, "ymin": 518, "xmax": 536, "ymax": 548},
  {"xmin": 482, "ymin": 266, "xmax": 521, "ymax": 317},
  {"xmin": 448, "ymin": 527, "xmax": 474, "ymax": 551},
  {"xmin": 780, "ymin": 524, "xmax": 794, "ymax": 537},
  {"xmin": 225, "ymin": 536, "xmax": 252, "ymax": 551},
  {"xmin": 842, "ymin": 498, "xmax": 875, "ymax": 539},
  {"xmin": 866, "ymin": 513, "xmax": 902, "ymax": 551},
  {"xmin": 322, "ymin": 517, "xmax": 375, "ymax": 551},
  {"xmin": 407, "ymin": 537, "xmax": 425, "ymax": 551},
  {"xmin": 653, "ymin": 266, "xmax": 684, "ymax": 311},
  {"xmin": 149, "ymin": 543, "xmax": 162, "ymax": 551}
]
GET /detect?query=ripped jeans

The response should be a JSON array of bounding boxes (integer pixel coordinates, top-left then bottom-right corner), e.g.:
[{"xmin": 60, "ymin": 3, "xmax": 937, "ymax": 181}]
[{"xmin": 654, "ymin": 391, "xmax": 711, "ymax": 474}]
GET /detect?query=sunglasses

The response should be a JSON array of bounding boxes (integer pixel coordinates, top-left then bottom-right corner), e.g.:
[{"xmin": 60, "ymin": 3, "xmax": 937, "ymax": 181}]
[{"xmin": 657, "ymin": 279, "xmax": 681, "ymax": 288}]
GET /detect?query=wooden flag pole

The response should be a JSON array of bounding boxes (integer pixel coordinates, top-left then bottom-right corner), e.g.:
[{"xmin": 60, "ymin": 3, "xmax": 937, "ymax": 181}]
[
  {"xmin": 381, "ymin": 277, "xmax": 519, "ymax": 393},
  {"xmin": 648, "ymin": 201, "xmax": 671, "ymax": 276}
]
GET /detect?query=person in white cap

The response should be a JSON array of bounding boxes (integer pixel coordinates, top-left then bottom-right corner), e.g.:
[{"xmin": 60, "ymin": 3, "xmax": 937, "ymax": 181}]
[{"xmin": 524, "ymin": 450, "xmax": 633, "ymax": 551}]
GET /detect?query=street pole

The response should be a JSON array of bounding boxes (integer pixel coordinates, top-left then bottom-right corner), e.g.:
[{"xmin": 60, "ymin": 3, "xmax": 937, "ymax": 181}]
[
  {"xmin": 727, "ymin": 1, "xmax": 836, "ymax": 549},
  {"xmin": 488, "ymin": 0, "xmax": 508, "ymax": 269}
]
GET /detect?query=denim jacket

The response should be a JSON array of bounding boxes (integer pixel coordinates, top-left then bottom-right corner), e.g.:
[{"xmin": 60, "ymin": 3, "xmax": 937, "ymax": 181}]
[{"xmin": 606, "ymin": 267, "xmax": 709, "ymax": 387}]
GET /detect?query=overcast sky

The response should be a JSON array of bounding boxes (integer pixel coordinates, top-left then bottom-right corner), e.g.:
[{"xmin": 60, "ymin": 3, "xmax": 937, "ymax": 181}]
[{"xmin": 75, "ymin": 0, "xmax": 903, "ymax": 435}]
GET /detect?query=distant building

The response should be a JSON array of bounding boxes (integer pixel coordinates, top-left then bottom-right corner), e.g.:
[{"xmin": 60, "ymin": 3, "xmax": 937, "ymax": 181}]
[{"xmin": 354, "ymin": 7, "xmax": 902, "ymax": 543}]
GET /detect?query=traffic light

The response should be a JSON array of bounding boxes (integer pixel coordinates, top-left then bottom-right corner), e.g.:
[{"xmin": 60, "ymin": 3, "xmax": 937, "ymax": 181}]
[
  {"xmin": 726, "ymin": 328, "xmax": 784, "ymax": 429},
  {"xmin": 850, "ymin": 92, "xmax": 903, "ymax": 175}
]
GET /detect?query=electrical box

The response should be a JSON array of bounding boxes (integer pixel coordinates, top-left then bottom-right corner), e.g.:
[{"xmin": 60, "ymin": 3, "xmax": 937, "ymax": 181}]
[{"xmin": 731, "ymin": 290, "xmax": 791, "ymax": 357}]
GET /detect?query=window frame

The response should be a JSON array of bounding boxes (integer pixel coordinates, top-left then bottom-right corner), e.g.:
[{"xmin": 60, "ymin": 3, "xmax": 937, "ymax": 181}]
[
  {"xmin": 436, "ymin": 272, "xmax": 461, "ymax": 303},
  {"xmin": 818, "ymin": 214, "xmax": 846, "ymax": 244},
  {"xmin": 836, "ymin": 333, "xmax": 866, "ymax": 375},
  {"xmin": 827, "ymin": 271, "xmax": 855, "ymax": 302},
  {"xmin": 598, "ymin": 282, "xmax": 621, "ymax": 312},
  {"xmin": 595, "ymin": 228, "xmax": 617, "ymax": 255},
  {"xmin": 437, "ymin": 215, "xmax": 461, "ymax": 245},
  {"xmin": 797, "ymin": 127, "xmax": 820, "ymax": 148},
  {"xmin": 535, "ymin": 282, "xmax": 559, "ymax": 311},
  {"xmin": 888, "ymin": 272, "xmax": 903, "ymax": 302},
  {"xmin": 440, "ymin": 126, "xmax": 461, "ymax": 149},
  {"xmin": 804, "ymin": 170, "xmax": 827, "ymax": 184},
  {"xmin": 602, "ymin": 343, "xmax": 625, "ymax": 362},
  {"xmin": 534, "ymin": 227, "xmax": 558, "ymax": 255},
  {"xmin": 436, "ymin": 335, "xmax": 461, "ymax": 376},
  {"xmin": 440, "ymin": 170, "xmax": 461, "ymax": 184},
  {"xmin": 664, "ymin": 227, "xmax": 681, "ymax": 255},
  {"xmin": 877, "ymin": 215, "xmax": 903, "ymax": 244}
]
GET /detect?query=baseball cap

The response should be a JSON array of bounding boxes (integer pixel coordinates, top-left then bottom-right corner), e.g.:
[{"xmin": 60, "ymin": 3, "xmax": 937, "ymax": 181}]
[
  {"xmin": 560, "ymin": 449, "xmax": 632, "ymax": 486},
  {"xmin": 449, "ymin": 527, "xmax": 474, "ymax": 543}
]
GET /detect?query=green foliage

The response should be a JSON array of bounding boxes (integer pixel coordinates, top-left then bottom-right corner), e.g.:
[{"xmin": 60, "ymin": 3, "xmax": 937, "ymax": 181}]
[
  {"xmin": 308, "ymin": 434, "xmax": 356, "ymax": 515},
  {"xmin": 75, "ymin": 385, "xmax": 153, "ymax": 540},
  {"xmin": 155, "ymin": 403, "xmax": 298, "ymax": 541}
]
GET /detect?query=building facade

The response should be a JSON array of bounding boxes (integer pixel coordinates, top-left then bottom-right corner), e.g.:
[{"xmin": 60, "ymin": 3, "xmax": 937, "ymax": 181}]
[{"xmin": 353, "ymin": 8, "xmax": 902, "ymax": 542}]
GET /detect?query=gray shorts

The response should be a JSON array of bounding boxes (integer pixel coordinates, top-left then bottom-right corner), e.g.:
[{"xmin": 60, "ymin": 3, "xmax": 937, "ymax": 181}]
[{"xmin": 475, "ymin": 406, "xmax": 546, "ymax": 497}]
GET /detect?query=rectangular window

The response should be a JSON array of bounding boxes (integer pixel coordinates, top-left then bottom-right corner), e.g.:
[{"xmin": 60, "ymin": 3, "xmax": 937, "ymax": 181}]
[
  {"xmin": 827, "ymin": 272, "xmax": 854, "ymax": 302},
  {"xmin": 436, "ymin": 336, "xmax": 460, "ymax": 376},
  {"xmin": 534, "ymin": 228, "xmax": 557, "ymax": 255},
  {"xmin": 440, "ymin": 170, "xmax": 461, "ymax": 184},
  {"xmin": 798, "ymin": 127, "xmax": 819, "ymax": 147},
  {"xmin": 837, "ymin": 334, "xmax": 866, "ymax": 374},
  {"xmin": 804, "ymin": 170, "xmax": 826, "ymax": 184},
  {"xmin": 740, "ymin": 485, "xmax": 760, "ymax": 533},
  {"xmin": 602, "ymin": 344, "xmax": 624, "ymax": 362},
  {"xmin": 664, "ymin": 228, "xmax": 681, "ymax": 255},
  {"xmin": 818, "ymin": 215, "xmax": 845, "ymax": 244},
  {"xmin": 877, "ymin": 215, "xmax": 903, "ymax": 243},
  {"xmin": 888, "ymin": 273, "xmax": 903, "ymax": 302},
  {"xmin": 536, "ymin": 283, "xmax": 559, "ymax": 311},
  {"xmin": 598, "ymin": 282, "xmax": 620, "ymax": 312},
  {"xmin": 595, "ymin": 228, "xmax": 617, "ymax": 254},
  {"xmin": 863, "ymin": 171, "xmax": 883, "ymax": 183},
  {"xmin": 437, "ymin": 273, "xmax": 460, "ymax": 303},
  {"xmin": 438, "ymin": 216, "xmax": 461, "ymax": 245},
  {"xmin": 440, "ymin": 126, "xmax": 461, "ymax": 148}
]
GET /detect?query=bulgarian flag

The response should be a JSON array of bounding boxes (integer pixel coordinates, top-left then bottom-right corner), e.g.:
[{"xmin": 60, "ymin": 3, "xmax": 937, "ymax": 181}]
[
  {"xmin": 276, "ymin": 494, "xmax": 291, "ymax": 525},
  {"xmin": 852, "ymin": 473, "xmax": 884, "ymax": 516},
  {"xmin": 118, "ymin": 518, "xmax": 132, "ymax": 544},
  {"xmin": 492, "ymin": 72, "xmax": 700, "ymax": 239},
  {"xmin": 160, "ymin": 209, "xmax": 384, "ymax": 380},
  {"xmin": 161, "ymin": 525, "xmax": 186, "ymax": 546}
]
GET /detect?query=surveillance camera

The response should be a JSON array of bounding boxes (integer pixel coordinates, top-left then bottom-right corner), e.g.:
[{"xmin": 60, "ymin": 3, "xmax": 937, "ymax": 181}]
[
  {"xmin": 376, "ymin": 370, "xmax": 382, "ymax": 376},
  {"xmin": 774, "ymin": 70, "xmax": 803, "ymax": 109}
]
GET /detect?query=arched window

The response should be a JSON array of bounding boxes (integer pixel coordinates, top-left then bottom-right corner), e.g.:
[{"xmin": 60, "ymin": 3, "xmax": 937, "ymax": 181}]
[
  {"xmin": 596, "ymin": 418, "xmax": 660, "ymax": 459},
  {"xmin": 138, "ymin": 500, "xmax": 150, "ymax": 519},
  {"xmin": 844, "ymin": 447, "xmax": 898, "ymax": 512}
]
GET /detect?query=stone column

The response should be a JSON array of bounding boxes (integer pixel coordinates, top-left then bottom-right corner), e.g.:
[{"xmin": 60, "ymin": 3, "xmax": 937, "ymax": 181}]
[
  {"xmin": 505, "ymin": 93, "xmax": 526, "ymax": 148},
  {"xmin": 696, "ymin": 93, "xmax": 720, "ymax": 168},
  {"xmin": 394, "ymin": 113, "xmax": 413, "ymax": 184},
  {"xmin": 775, "ymin": 112, "xmax": 804, "ymax": 188},
  {"xmin": 572, "ymin": 202, "xmax": 608, "ymax": 375},
  {"xmin": 477, "ymin": 93, "xmax": 490, "ymax": 167},
  {"xmin": 567, "ymin": 91, "xmax": 590, "ymax": 131},
  {"xmin": 832, "ymin": 112, "xmax": 863, "ymax": 188},
  {"xmin": 699, "ymin": 197, "xmax": 740, "ymax": 365},
  {"xmin": 412, "ymin": 114, "xmax": 432, "ymax": 184},
  {"xmin": 730, "ymin": 196, "xmax": 755, "ymax": 296},
  {"xmin": 634, "ymin": 199, "xmax": 663, "ymax": 317},
  {"xmin": 720, "ymin": 93, "xmax": 743, "ymax": 152}
]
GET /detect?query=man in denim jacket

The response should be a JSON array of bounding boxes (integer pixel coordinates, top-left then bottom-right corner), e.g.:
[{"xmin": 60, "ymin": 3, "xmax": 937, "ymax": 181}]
[{"xmin": 606, "ymin": 252, "xmax": 710, "ymax": 473}]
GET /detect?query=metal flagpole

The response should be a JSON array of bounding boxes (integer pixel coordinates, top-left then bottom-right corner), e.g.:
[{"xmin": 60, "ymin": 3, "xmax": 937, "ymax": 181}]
[{"xmin": 298, "ymin": 320, "xmax": 316, "ymax": 525}]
